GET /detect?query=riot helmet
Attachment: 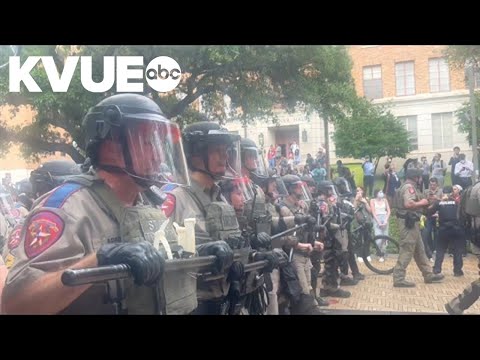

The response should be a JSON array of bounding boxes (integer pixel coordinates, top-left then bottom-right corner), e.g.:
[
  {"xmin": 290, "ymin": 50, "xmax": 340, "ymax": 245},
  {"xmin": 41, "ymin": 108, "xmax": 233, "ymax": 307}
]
[
  {"xmin": 301, "ymin": 176, "xmax": 317, "ymax": 196},
  {"xmin": 282, "ymin": 174, "xmax": 313, "ymax": 202},
  {"xmin": 182, "ymin": 121, "xmax": 242, "ymax": 181},
  {"xmin": 405, "ymin": 168, "xmax": 423, "ymax": 181},
  {"xmin": 334, "ymin": 177, "xmax": 353, "ymax": 197},
  {"xmin": 30, "ymin": 160, "xmax": 82, "ymax": 198},
  {"xmin": 82, "ymin": 93, "xmax": 190, "ymax": 188},
  {"xmin": 240, "ymin": 138, "xmax": 268, "ymax": 186},
  {"xmin": 260, "ymin": 168, "xmax": 287, "ymax": 202},
  {"xmin": 316, "ymin": 180, "xmax": 339, "ymax": 197}
]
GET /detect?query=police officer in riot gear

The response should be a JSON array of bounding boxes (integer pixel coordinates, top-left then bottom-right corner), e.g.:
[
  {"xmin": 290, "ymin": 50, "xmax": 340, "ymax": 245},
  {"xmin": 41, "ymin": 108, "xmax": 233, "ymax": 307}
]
[
  {"xmin": 239, "ymin": 139, "xmax": 326, "ymax": 313},
  {"xmin": 392, "ymin": 168, "xmax": 444, "ymax": 287},
  {"xmin": 320, "ymin": 189, "xmax": 353, "ymax": 298},
  {"xmin": 428, "ymin": 186, "xmax": 464, "ymax": 276},
  {"xmin": 164, "ymin": 122, "xmax": 279, "ymax": 315},
  {"xmin": 3, "ymin": 93, "xmax": 196, "ymax": 314},
  {"xmin": 279, "ymin": 175, "xmax": 324, "ymax": 298}
]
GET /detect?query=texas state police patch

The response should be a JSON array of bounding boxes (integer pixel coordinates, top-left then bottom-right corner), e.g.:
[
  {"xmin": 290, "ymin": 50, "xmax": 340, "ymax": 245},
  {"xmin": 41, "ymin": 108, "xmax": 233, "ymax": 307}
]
[
  {"xmin": 8, "ymin": 225, "xmax": 23, "ymax": 250},
  {"xmin": 24, "ymin": 211, "xmax": 65, "ymax": 259}
]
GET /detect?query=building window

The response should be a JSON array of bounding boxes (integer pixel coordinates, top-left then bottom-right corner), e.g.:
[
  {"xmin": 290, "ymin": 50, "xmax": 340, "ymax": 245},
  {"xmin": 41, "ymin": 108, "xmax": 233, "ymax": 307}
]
[
  {"xmin": 395, "ymin": 61, "xmax": 415, "ymax": 96},
  {"xmin": 398, "ymin": 115, "xmax": 418, "ymax": 151},
  {"xmin": 431, "ymin": 112, "xmax": 453, "ymax": 150},
  {"xmin": 429, "ymin": 58, "xmax": 450, "ymax": 92},
  {"xmin": 362, "ymin": 65, "xmax": 383, "ymax": 100}
]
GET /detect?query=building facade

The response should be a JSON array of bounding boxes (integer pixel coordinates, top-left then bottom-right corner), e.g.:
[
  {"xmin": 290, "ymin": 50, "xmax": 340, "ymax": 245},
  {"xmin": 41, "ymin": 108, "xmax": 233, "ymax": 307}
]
[{"xmin": 224, "ymin": 45, "xmax": 477, "ymax": 172}]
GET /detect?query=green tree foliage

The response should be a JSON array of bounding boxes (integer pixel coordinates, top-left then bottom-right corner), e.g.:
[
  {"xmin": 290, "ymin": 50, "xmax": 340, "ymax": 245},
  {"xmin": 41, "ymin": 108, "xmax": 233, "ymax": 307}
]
[
  {"xmin": 444, "ymin": 45, "xmax": 480, "ymax": 69},
  {"xmin": 454, "ymin": 92, "xmax": 480, "ymax": 145},
  {"xmin": 445, "ymin": 45, "xmax": 480, "ymax": 148},
  {"xmin": 332, "ymin": 97, "xmax": 410, "ymax": 167},
  {"xmin": 0, "ymin": 45, "xmax": 357, "ymax": 163}
]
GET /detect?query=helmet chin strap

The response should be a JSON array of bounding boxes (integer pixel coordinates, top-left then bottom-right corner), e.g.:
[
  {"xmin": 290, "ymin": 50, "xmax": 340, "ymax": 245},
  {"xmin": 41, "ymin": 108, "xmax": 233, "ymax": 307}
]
[
  {"xmin": 190, "ymin": 160, "xmax": 239, "ymax": 182},
  {"xmin": 97, "ymin": 164, "xmax": 187, "ymax": 188}
]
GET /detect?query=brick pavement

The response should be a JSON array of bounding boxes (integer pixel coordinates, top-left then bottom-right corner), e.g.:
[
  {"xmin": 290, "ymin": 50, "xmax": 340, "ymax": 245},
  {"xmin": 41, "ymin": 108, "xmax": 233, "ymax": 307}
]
[{"xmin": 317, "ymin": 253, "xmax": 480, "ymax": 314}]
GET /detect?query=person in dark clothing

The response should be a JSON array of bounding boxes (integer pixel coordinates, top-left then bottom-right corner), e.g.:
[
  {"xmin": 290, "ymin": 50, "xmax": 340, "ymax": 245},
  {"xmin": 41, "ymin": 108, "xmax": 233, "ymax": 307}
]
[
  {"xmin": 428, "ymin": 186, "xmax": 465, "ymax": 276},
  {"xmin": 448, "ymin": 146, "xmax": 461, "ymax": 186}
]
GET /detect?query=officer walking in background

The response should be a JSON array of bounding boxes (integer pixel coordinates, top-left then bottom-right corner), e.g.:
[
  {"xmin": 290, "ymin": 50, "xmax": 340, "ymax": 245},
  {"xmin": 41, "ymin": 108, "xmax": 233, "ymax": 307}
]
[
  {"xmin": 392, "ymin": 168, "xmax": 444, "ymax": 287},
  {"xmin": 427, "ymin": 186, "xmax": 465, "ymax": 277}
]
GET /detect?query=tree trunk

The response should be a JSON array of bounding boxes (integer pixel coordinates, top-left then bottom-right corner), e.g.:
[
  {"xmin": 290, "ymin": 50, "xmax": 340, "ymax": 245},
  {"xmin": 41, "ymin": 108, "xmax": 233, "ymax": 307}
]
[
  {"xmin": 374, "ymin": 156, "xmax": 380, "ymax": 177},
  {"xmin": 323, "ymin": 116, "xmax": 330, "ymax": 179}
]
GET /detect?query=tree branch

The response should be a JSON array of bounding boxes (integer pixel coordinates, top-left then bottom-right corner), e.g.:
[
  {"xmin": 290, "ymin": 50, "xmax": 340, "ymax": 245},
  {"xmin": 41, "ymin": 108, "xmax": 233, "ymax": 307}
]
[
  {"xmin": 24, "ymin": 136, "xmax": 85, "ymax": 164},
  {"xmin": 167, "ymin": 85, "xmax": 215, "ymax": 118}
]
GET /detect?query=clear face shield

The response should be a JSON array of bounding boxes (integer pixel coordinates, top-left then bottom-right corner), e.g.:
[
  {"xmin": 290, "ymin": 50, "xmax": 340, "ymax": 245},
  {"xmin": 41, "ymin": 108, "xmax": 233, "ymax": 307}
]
[
  {"xmin": 289, "ymin": 181, "xmax": 313, "ymax": 202},
  {"xmin": 266, "ymin": 177, "xmax": 289, "ymax": 201},
  {"xmin": 123, "ymin": 115, "xmax": 190, "ymax": 187},
  {"xmin": 243, "ymin": 147, "xmax": 268, "ymax": 178},
  {"xmin": 225, "ymin": 139, "xmax": 242, "ymax": 179},
  {"xmin": 220, "ymin": 176, "xmax": 255, "ymax": 215}
]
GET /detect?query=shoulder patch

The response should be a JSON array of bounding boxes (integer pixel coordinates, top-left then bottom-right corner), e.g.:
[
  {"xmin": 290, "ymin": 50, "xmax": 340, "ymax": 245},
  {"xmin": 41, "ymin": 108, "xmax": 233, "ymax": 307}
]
[
  {"xmin": 161, "ymin": 193, "xmax": 176, "ymax": 218},
  {"xmin": 8, "ymin": 225, "xmax": 23, "ymax": 250},
  {"xmin": 408, "ymin": 186, "xmax": 416, "ymax": 194},
  {"xmin": 5, "ymin": 253, "xmax": 15, "ymax": 269},
  {"xmin": 44, "ymin": 183, "xmax": 83, "ymax": 209},
  {"xmin": 25, "ymin": 211, "xmax": 64, "ymax": 259},
  {"xmin": 161, "ymin": 183, "xmax": 178, "ymax": 192}
]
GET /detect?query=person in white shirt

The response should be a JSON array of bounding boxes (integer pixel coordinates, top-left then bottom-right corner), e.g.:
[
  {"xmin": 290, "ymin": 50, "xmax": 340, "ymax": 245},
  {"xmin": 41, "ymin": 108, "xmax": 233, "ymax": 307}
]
[{"xmin": 454, "ymin": 153, "xmax": 474, "ymax": 189}]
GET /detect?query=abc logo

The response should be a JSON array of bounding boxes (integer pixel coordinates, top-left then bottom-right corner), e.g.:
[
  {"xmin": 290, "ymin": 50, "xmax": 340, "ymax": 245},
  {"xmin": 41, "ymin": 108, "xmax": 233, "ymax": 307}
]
[{"xmin": 145, "ymin": 56, "xmax": 182, "ymax": 93}]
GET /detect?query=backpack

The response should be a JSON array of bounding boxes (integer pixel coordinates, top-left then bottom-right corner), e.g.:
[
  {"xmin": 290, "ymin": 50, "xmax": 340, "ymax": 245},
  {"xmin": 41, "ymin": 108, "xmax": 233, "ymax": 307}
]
[{"xmin": 392, "ymin": 182, "xmax": 409, "ymax": 210}]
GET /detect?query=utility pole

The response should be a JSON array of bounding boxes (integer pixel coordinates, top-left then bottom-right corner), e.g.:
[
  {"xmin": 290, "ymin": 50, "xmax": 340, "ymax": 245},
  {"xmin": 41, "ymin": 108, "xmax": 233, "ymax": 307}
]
[{"xmin": 468, "ymin": 63, "xmax": 478, "ymax": 181}]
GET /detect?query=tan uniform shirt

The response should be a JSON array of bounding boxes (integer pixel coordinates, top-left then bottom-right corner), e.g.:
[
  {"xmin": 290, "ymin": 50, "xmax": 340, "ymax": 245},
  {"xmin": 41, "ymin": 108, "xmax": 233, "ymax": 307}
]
[
  {"xmin": 4, "ymin": 183, "xmax": 125, "ymax": 314},
  {"xmin": 3, "ymin": 180, "xmax": 195, "ymax": 314},
  {"xmin": 169, "ymin": 178, "xmax": 232, "ymax": 301},
  {"xmin": 402, "ymin": 182, "xmax": 421, "ymax": 211},
  {"xmin": 279, "ymin": 196, "xmax": 308, "ymax": 249},
  {"xmin": 170, "ymin": 179, "xmax": 226, "ymax": 244}
]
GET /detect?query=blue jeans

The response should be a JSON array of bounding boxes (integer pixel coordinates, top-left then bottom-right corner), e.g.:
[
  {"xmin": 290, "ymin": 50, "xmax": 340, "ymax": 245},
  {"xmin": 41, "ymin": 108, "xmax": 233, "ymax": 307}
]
[
  {"xmin": 421, "ymin": 217, "xmax": 436, "ymax": 258},
  {"xmin": 374, "ymin": 214, "xmax": 389, "ymax": 256}
]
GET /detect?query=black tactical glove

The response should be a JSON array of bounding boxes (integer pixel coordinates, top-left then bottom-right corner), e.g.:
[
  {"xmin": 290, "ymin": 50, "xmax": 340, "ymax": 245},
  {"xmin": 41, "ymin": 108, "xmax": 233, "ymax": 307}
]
[
  {"xmin": 272, "ymin": 248, "xmax": 289, "ymax": 265},
  {"xmin": 250, "ymin": 232, "xmax": 271, "ymax": 250},
  {"xmin": 253, "ymin": 250, "xmax": 279, "ymax": 273},
  {"xmin": 294, "ymin": 214, "xmax": 307, "ymax": 225},
  {"xmin": 224, "ymin": 234, "xmax": 246, "ymax": 250},
  {"xmin": 294, "ymin": 214, "xmax": 316, "ymax": 225},
  {"xmin": 97, "ymin": 241, "xmax": 165, "ymax": 287},
  {"xmin": 197, "ymin": 240, "xmax": 234, "ymax": 274}
]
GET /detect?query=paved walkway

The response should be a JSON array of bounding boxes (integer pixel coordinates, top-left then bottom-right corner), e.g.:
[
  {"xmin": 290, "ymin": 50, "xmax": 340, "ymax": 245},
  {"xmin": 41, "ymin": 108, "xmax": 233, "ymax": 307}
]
[{"xmin": 317, "ymin": 254, "xmax": 480, "ymax": 315}]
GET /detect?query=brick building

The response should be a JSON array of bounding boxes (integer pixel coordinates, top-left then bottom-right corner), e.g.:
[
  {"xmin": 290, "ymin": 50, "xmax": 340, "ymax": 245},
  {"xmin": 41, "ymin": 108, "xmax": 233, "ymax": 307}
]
[{"xmin": 224, "ymin": 45, "xmax": 477, "ymax": 172}]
